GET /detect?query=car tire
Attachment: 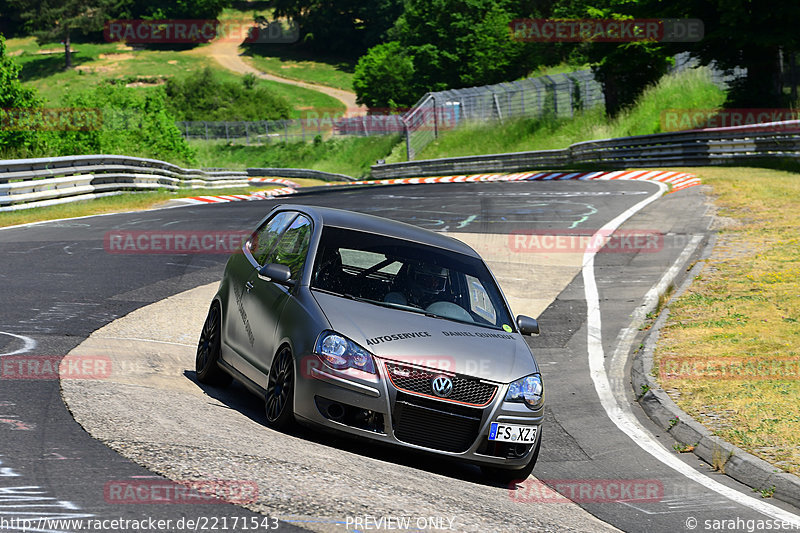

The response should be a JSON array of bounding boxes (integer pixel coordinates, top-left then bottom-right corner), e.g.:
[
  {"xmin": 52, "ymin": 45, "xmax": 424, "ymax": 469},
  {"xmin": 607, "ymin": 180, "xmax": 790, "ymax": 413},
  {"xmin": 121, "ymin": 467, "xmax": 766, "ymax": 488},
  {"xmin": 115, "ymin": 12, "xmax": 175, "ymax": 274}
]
[
  {"xmin": 481, "ymin": 430, "xmax": 541, "ymax": 485},
  {"xmin": 264, "ymin": 345, "xmax": 296, "ymax": 430},
  {"xmin": 195, "ymin": 302, "xmax": 232, "ymax": 387}
]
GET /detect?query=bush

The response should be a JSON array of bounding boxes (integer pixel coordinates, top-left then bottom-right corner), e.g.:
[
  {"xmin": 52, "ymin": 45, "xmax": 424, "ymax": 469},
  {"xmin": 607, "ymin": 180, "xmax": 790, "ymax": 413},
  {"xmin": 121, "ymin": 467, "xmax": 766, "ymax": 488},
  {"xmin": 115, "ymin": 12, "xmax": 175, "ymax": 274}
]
[
  {"xmin": 53, "ymin": 84, "xmax": 196, "ymax": 164},
  {"xmin": 0, "ymin": 35, "xmax": 45, "ymax": 156},
  {"xmin": 164, "ymin": 67, "xmax": 291, "ymax": 121},
  {"xmin": 353, "ymin": 42, "xmax": 416, "ymax": 109}
]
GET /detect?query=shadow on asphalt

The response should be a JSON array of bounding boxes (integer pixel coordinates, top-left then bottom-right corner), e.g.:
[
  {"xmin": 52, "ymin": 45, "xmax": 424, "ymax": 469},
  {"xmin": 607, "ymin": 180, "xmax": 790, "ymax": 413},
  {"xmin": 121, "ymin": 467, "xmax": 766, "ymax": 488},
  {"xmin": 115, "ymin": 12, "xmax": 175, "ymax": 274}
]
[{"xmin": 182, "ymin": 369, "xmax": 530, "ymax": 490}]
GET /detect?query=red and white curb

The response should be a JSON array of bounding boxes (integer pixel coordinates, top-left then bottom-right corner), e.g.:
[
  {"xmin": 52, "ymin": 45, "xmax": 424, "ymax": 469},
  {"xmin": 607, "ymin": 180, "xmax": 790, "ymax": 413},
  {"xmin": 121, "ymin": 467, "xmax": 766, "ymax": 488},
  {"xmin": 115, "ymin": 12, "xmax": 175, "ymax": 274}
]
[
  {"xmin": 334, "ymin": 170, "xmax": 700, "ymax": 192},
  {"xmin": 178, "ymin": 178, "xmax": 299, "ymax": 204},
  {"xmin": 248, "ymin": 178, "xmax": 301, "ymax": 188},
  {"xmin": 176, "ymin": 170, "xmax": 700, "ymax": 205}
]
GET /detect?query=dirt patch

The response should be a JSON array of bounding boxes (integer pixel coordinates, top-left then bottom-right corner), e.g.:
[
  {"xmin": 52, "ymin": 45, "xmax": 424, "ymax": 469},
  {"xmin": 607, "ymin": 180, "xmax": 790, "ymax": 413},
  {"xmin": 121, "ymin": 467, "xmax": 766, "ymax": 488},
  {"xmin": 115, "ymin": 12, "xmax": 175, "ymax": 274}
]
[
  {"xmin": 127, "ymin": 80, "xmax": 167, "ymax": 88},
  {"xmin": 37, "ymin": 48, "xmax": 76, "ymax": 55},
  {"xmin": 99, "ymin": 53, "xmax": 135, "ymax": 60},
  {"xmin": 76, "ymin": 65, "xmax": 118, "ymax": 74}
]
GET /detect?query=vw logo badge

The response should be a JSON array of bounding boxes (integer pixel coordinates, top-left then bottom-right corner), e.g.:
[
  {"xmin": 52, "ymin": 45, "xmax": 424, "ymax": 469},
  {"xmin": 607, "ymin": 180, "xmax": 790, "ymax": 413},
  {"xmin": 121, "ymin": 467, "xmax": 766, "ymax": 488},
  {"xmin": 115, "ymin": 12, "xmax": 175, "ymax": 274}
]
[{"xmin": 431, "ymin": 375, "xmax": 453, "ymax": 398}]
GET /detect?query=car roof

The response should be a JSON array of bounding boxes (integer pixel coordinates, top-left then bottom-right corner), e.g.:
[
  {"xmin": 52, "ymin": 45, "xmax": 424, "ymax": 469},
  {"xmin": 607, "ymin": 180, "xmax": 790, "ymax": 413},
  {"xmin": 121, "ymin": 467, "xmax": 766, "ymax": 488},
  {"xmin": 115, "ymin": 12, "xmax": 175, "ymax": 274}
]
[{"xmin": 275, "ymin": 204, "xmax": 480, "ymax": 258}]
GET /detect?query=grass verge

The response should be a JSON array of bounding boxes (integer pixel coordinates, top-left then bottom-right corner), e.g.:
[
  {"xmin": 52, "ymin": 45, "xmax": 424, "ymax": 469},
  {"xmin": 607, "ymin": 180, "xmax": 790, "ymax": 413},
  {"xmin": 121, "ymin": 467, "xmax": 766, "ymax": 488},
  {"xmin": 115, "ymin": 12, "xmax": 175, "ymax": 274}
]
[
  {"xmin": 191, "ymin": 134, "xmax": 401, "ymax": 178},
  {"xmin": 654, "ymin": 166, "xmax": 800, "ymax": 474},
  {"xmin": 241, "ymin": 45, "xmax": 355, "ymax": 92}
]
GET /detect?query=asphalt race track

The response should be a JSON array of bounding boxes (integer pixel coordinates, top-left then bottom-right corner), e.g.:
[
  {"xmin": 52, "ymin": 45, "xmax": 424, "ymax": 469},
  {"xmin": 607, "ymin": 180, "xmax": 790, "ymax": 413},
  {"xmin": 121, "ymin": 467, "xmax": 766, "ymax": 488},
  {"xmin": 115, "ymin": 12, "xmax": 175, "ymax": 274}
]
[{"xmin": 1, "ymin": 180, "xmax": 799, "ymax": 532}]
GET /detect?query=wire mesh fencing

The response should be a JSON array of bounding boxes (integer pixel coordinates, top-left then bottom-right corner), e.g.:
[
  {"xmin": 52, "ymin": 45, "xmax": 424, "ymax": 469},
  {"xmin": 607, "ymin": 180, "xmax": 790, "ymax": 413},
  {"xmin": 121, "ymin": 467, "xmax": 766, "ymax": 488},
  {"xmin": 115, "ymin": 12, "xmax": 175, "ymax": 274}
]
[
  {"xmin": 400, "ymin": 70, "xmax": 605, "ymax": 160},
  {"xmin": 177, "ymin": 114, "xmax": 407, "ymax": 145},
  {"xmin": 176, "ymin": 69, "xmax": 605, "ymax": 154},
  {"xmin": 177, "ymin": 119, "xmax": 337, "ymax": 144}
]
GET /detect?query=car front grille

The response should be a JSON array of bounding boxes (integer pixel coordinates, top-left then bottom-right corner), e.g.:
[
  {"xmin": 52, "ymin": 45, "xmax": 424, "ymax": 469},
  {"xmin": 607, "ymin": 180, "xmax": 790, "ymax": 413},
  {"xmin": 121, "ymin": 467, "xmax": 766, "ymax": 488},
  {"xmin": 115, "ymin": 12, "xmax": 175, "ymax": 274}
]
[
  {"xmin": 384, "ymin": 361, "xmax": 497, "ymax": 406},
  {"xmin": 392, "ymin": 393, "xmax": 482, "ymax": 453}
]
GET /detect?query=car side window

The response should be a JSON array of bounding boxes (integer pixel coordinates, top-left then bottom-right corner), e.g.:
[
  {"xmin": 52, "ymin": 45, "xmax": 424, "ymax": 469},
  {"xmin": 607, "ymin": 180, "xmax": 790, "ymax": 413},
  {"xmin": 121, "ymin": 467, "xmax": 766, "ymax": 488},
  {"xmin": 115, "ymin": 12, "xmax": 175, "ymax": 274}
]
[
  {"xmin": 264, "ymin": 215, "xmax": 312, "ymax": 281},
  {"xmin": 248, "ymin": 212, "xmax": 295, "ymax": 266}
]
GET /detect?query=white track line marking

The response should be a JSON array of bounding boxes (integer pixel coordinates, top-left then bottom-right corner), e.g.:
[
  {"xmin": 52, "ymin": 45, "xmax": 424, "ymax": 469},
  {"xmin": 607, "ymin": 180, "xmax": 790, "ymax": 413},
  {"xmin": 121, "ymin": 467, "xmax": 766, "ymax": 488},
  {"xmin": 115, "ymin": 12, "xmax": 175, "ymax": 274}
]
[
  {"xmin": 582, "ymin": 182, "xmax": 800, "ymax": 524},
  {"xmin": 0, "ymin": 332, "xmax": 37, "ymax": 356}
]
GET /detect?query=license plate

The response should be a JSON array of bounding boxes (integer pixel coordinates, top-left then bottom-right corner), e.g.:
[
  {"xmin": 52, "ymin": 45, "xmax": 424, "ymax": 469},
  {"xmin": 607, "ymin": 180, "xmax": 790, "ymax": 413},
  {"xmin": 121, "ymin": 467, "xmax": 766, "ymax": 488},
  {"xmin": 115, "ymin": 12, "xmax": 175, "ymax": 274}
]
[{"xmin": 489, "ymin": 423, "xmax": 537, "ymax": 443}]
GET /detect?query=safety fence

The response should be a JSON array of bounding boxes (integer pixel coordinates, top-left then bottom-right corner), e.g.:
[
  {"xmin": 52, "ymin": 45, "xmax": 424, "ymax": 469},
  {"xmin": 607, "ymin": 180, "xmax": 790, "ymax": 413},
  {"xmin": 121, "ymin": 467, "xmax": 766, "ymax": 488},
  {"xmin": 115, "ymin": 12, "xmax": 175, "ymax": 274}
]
[
  {"xmin": 371, "ymin": 120, "xmax": 800, "ymax": 178},
  {"xmin": 0, "ymin": 155, "xmax": 351, "ymax": 212},
  {"xmin": 176, "ymin": 115, "xmax": 405, "ymax": 144},
  {"xmin": 401, "ymin": 71, "xmax": 604, "ymax": 160},
  {"xmin": 176, "ymin": 53, "xmax": 753, "ymax": 157},
  {"xmin": 6, "ymin": 120, "xmax": 798, "ymax": 211},
  {"xmin": 175, "ymin": 70, "xmax": 604, "ymax": 154}
]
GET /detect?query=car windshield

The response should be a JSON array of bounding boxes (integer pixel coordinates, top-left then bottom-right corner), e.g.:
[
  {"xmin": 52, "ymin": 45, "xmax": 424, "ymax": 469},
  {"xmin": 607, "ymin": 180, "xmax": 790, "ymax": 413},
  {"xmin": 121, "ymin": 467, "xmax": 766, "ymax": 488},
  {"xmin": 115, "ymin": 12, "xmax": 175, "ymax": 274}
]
[{"xmin": 310, "ymin": 226, "xmax": 514, "ymax": 331}]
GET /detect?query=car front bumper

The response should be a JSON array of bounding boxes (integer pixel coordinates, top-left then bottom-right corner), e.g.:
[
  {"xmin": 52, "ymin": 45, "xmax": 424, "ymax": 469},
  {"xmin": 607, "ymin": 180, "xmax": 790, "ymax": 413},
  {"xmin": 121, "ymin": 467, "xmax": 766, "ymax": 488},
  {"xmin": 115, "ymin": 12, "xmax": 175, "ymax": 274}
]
[{"xmin": 293, "ymin": 355, "xmax": 543, "ymax": 469}]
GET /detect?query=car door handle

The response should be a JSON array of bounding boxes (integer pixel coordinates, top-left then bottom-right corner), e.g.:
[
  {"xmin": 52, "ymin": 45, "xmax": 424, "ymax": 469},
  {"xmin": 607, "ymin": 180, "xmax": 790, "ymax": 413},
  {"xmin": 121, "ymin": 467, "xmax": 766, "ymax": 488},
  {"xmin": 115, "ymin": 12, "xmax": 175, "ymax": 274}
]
[{"xmin": 245, "ymin": 281, "xmax": 254, "ymax": 292}]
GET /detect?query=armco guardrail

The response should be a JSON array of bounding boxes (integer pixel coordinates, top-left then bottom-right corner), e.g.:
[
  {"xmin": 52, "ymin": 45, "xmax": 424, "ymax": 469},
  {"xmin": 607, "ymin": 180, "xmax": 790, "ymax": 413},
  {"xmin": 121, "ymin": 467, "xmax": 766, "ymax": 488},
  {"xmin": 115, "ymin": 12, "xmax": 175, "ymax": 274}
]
[
  {"xmin": 371, "ymin": 120, "xmax": 800, "ymax": 178},
  {"xmin": 371, "ymin": 149, "xmax": 570, "ymax": 179},
  {"xmin": 247, "ymin": 168, "xmax": 354, "ymax": 182},
  {"xmin": 0, "ymin": 155, "xmax": 354, "ymax": 212}
]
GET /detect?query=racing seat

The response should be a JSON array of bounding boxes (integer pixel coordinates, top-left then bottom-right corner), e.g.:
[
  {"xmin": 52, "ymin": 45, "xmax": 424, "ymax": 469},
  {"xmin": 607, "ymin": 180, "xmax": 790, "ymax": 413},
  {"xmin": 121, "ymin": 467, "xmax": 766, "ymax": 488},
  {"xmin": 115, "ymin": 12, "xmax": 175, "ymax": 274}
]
[
  {"xmin": 315, "ymin": 248, "xmax": 346, "ymax": 293},
  {"xmin": 384, "ymin": 263, "xmax": 410, "ymax": 305},
  {"xmin": 384, "ymin": 291, "xmax": 408, "ymax": 305}
]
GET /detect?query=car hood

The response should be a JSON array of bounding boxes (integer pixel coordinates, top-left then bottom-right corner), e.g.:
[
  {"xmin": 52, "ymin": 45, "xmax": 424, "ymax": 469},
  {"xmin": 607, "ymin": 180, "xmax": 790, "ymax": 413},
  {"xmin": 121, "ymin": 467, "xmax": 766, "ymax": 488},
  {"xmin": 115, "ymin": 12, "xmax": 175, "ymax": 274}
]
[{"xmin": 312, "ymin": 291, "xmax": 539, "ymax": 383}]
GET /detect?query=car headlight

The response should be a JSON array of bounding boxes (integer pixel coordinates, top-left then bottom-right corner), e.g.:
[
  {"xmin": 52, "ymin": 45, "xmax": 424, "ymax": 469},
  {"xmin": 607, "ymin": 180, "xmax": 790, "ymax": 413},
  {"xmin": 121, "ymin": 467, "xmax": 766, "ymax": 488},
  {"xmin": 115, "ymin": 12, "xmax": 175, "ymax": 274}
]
[
  {"xmin": 505, "ymin": 373, "xmax": 544, "ymax": 410},
  {"xmin": 315, "ymin": 331, "xmax": 376, "ymax": 374}
]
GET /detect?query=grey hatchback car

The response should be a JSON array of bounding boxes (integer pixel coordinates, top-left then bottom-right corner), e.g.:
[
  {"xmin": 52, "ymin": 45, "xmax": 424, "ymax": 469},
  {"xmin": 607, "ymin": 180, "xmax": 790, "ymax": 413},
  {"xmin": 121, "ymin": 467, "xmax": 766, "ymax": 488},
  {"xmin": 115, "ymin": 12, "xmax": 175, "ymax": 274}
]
[{"xmin": 196, "ymin": 204, "xmax": 544, "ymax": 482}]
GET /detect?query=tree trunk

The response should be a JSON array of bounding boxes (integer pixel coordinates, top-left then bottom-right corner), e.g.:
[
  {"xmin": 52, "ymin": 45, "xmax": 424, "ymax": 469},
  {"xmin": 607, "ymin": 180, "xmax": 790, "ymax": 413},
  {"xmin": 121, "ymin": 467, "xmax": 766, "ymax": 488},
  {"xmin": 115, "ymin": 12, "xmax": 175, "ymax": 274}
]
[
  {"xmin": 601, "ymin": 74, "xmax": 621, "ymax": 117},
  {"xmin": 64, "ymin": 29, "xmax": 72, "ymax": 70},
  {"xmin": 730, "ymin": 46, "xmax": 783, "ymax": 107}
]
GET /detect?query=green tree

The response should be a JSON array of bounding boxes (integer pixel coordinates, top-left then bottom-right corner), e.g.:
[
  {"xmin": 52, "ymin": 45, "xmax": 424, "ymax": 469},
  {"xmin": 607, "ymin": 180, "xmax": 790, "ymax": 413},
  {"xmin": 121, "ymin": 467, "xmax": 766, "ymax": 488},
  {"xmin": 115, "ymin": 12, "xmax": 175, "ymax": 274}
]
[
  {"xmin": 271, "ymin": 0, "xmax": 404, "ymax": 56},
  {"xmin": 542, "ymin": 0, "xmax": 672, "ymax": 116},
  {"xmin": 392, "ymin": 0, "xmax": 528, "ymax": 88},
  {"xmin": 653, "ymin": 0, "xmax": 800, "ymax": 107},
  {"xmin": 17, "ymin": 0, "xmax": 111, "ymax": 70},
  {"xmin": 353, "ymin": 42, "xmax": 415, "ymax": 109},
  {"xmin": 353, "ymin": 0, "xmax": 531, "ymax": 108},
  {"xmin": 112, "ymin": 0, "xmax": 230, "ymax": 21},
  {"xmin": 0, "ymin": 35, "xmax": 44, "ymax": 155},
  {"xmin": 0, "ymin": 0, "xmax": 25, "ymax": 36}
]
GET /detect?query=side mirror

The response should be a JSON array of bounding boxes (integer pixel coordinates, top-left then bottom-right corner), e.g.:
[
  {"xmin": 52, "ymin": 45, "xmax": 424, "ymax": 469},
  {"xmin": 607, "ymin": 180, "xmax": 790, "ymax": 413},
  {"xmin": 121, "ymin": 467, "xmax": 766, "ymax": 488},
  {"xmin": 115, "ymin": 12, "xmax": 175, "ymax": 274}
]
[
  {"xmin": 258, "ymin": 263, "xmax": 293, "ymax": 285},
  {"xmin": 516, "ymin": 315, "xmax": 540, "ymax": 336}
]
